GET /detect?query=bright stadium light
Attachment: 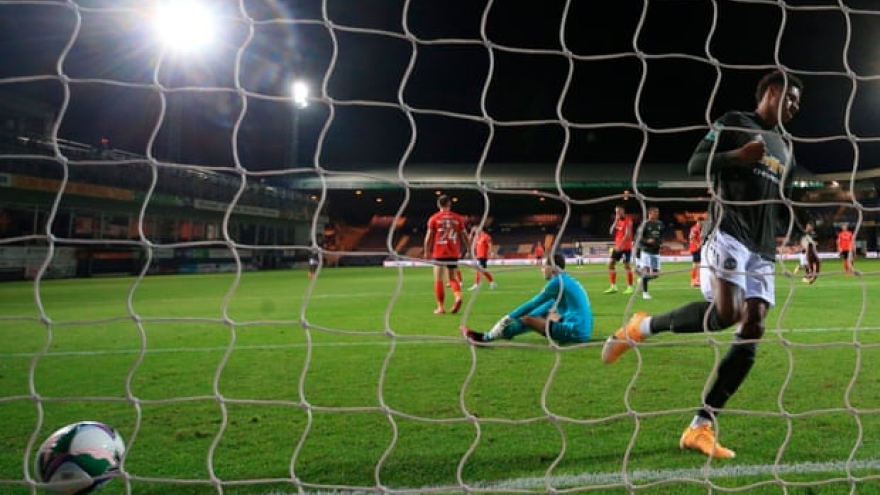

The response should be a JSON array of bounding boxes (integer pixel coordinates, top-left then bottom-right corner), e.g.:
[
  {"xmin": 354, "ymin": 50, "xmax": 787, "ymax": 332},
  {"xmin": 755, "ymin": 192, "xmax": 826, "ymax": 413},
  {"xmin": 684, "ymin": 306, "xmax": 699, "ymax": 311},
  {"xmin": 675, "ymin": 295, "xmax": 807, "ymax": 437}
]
[
  {"xmin": 152, "ymin": 1, "xmax": 217, "ymax": 54},
  {"xmin": 292, "ymin": 80, "xmax": 310, "ymax": 109}
]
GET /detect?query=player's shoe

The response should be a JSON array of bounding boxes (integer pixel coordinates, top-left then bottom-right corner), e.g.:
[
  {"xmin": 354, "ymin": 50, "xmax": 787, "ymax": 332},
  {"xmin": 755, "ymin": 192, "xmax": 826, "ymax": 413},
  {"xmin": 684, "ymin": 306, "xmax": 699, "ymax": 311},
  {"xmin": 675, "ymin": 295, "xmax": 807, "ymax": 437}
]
[
  {"xmin": 642, "ymin": 292, "xmax": 652, "ymax": 300},
  {"xmin": 467, "ymin": 284, "xmax": 479, "ymax": 291},
  {"xmin": 622, "ymin": 286, "xmax": 634, "ymax": 295},
  {"xmin": 603, "ymin": 285, "xmax": 619, "ymax": 294},
  {"xmin": 679, "ymin": 424, "xmax": 736, "ymax": 459},
  {"xmin": 450, "ymin": 298, "xmax": 463, "ymax": 314},
  {"xmin": 433, "ymin": 308, "xmax": 445, "ymax": 315},
  {"xmin": 460, "ymin": 326, "xmax": 487, "ymax": 344},
  {"xmin": 601, "ymin": 311, "xmax": 648, "ymax": 364},
  {"xmin": 489, "ymin": 282, "xmax": 497, "ymax": 290},
  {"xmin": 802, "ymin": 277, "xmax": 811, "ymax": 284},
  {"xmin": 793, "ymin": 265, "xmax": 800, "ymax": 275}
]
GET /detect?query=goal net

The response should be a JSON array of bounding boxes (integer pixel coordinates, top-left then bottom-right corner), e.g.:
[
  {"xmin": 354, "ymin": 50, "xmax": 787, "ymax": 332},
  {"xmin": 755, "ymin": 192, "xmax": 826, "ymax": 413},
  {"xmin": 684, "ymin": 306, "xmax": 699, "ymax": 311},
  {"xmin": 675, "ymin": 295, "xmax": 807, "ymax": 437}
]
[{"xmin": 2, "ymin": 0, "xmax": 879, "ymax": 494}]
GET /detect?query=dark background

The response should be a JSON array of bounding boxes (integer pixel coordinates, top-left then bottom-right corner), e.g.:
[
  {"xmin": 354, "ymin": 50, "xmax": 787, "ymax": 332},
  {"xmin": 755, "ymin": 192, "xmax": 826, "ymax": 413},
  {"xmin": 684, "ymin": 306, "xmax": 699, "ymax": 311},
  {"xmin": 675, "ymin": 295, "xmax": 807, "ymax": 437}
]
[{"xmin": 2, "ymin": 0, "xmax": 879, "ymax": 176}]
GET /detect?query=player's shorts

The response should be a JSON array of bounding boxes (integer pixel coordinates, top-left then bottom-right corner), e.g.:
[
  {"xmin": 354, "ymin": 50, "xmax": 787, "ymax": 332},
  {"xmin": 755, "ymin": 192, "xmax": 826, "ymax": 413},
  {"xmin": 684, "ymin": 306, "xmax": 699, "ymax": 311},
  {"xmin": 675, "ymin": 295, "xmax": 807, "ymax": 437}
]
[
  {"xmin": 477, "ymin": 257, "xmax": 489, "ymax": 269},
  {"xmin": 797, "ymin": 252, "xmax": 808, "ymax": 266},
  {"xmin": 610, "ymin": 249, "xmax": 631, "ymax": 263},
  {"xmin": 434, "ymin": 257, "xmax": 459, "ymax": 270},
  {"xmin": 548, "ymin": 319, "xmax": 592, "ymax": 344},
  {"xmin": 691, "ymin": 250, "xmax": 701, "ymax": 263},
  {"xmin": 839, "ymin": 250, "xmax": 851, "ymax": 259},
  {"xmin": 639, "ymin": 251, "xmax": 661, "ymax": 271},
  {"xmin": 700, "ymin": 231, "xmax": 776, "ymax": 307}
]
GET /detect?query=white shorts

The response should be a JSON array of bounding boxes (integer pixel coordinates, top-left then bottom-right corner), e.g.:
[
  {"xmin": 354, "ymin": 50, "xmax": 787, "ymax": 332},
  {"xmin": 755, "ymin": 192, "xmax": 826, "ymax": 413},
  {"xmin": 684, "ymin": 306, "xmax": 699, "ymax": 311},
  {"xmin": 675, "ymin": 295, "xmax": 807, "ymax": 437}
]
[
  {"xmin": 700, "ymin": 231, "xmax": 776, "ymax": 307},
  {"xmin": 797, "ymin": 253, "xmax": 807, "ymax": 266},
  {"xmin": 640, "ymin": 252, "xmax": 661, "ymax": 271}
]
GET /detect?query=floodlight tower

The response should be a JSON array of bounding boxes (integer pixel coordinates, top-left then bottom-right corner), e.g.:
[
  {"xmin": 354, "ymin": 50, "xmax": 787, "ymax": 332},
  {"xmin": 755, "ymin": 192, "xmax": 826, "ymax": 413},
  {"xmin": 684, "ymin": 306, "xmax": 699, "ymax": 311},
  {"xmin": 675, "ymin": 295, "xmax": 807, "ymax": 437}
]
[
  {"xmin": 288, "ymin": 81, "xmax": 310, "ymax": 185},
  {"xmin": 151, "ymin": 0, "xmax": 216, "ymax": 162}
]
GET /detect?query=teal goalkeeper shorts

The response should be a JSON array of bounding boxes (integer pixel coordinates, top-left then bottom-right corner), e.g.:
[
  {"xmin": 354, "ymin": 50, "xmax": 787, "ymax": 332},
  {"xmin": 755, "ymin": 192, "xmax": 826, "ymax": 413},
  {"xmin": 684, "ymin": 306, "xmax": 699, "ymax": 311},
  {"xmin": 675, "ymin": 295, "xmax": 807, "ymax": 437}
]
[{"xmin": 549, "ymin": 320, "xmax": 592, "ymax": 344}]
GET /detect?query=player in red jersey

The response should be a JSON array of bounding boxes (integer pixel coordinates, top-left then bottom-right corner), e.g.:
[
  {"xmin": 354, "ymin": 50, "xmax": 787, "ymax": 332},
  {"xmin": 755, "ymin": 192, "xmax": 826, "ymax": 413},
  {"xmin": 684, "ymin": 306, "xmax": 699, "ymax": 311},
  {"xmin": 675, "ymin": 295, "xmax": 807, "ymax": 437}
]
[
  {"xmin": 836, "ymin": 223, "xmax": 855, "ymax": 276},
  {"xmin": 424, "ymin": 194, "xmax": 471, "ymax": 314},
  {"xmin": 468, "ymin": 227, "xmax": 496, "ymax": 291},
  {"xmin": 604, "ymin": 205, "xmax": 635, "ymax": 294},
  {"xmin": 688, "ymin": 220, "xmax": 703, "ymax": 287},
  {"xmin": 533, "ymin": 241, "xmax": 544, "ymax": 265}
]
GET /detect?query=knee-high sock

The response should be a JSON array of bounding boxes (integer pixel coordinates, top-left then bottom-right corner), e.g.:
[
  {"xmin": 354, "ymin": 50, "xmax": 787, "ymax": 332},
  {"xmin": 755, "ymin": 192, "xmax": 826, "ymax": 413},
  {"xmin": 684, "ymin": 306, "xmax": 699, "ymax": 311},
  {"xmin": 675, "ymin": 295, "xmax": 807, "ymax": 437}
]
[
  {"xmin": 649, "ymin": 301, "xmax": 733, "ymax": 334},
  {"xmin": 699, "ymin": 336, "xmax": 757, "ymax": 420},
  {"xmin": 626, "ymin": 270, "xmax": 634, "ymax": 286},
  {"xmin": 641, "ymin": 275, "xmax": 649, "ymax": 293}
]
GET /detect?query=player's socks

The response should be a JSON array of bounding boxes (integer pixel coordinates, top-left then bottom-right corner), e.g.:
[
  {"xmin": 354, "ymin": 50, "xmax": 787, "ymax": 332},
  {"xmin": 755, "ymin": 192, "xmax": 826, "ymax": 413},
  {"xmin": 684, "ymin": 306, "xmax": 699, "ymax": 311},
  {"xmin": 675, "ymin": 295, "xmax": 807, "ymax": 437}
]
[
  {"xmin": 648, "ymin": 301, "xmax": 733, "ymax": 334},
  {"xmin": 609, "ymin": 271, "xmax": 617, "ymax": 286},
  {"xmin": 701, "ymin": 336, "xmax": 756, "ymax": 414},
  {"xmin": 626, "ymin": 271, "xmax": 634, "ymax": 287},
  {"xmin": 484, "ymin": 272, "xmax": 494, "ymax": 283}
]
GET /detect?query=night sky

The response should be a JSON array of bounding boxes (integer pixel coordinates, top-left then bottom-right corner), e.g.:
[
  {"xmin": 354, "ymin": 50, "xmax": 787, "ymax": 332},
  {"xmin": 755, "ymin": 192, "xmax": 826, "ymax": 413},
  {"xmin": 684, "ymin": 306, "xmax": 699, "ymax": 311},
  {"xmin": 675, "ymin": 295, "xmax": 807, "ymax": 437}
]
[{"xmin": 1, "ymin": 0, "xmax": 879, "ymax": 175}]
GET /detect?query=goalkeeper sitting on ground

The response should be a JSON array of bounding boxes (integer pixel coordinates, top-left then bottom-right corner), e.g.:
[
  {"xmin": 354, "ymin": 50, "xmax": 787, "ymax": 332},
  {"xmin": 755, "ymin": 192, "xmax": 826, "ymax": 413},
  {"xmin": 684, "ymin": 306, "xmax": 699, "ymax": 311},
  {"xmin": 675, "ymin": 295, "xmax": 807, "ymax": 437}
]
[{"xmin": 461, "ymin": 253, "xmax": 594, "ymax": 344}]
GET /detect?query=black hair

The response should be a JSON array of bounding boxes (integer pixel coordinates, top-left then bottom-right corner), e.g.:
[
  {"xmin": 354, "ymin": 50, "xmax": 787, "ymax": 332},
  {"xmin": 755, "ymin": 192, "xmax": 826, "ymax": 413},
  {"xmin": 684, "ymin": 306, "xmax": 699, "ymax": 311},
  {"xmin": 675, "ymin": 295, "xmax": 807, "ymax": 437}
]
[
  {"xmin": 547, "ymin": 253, "xmax": 566, "ymax": 270},
  {"xmin": 755, "ymin": 70, "xmax": 804, "ymax": 104},
  {"xmin": 437, "ymin": 194, "xmax": 451, "ymax": 208}
]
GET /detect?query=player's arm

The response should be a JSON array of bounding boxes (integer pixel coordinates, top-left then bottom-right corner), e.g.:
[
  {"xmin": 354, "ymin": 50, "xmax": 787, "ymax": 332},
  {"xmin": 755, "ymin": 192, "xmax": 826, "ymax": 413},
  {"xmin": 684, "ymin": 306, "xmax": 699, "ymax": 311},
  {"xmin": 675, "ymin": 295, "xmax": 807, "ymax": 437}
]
[
  {"xmin": 508, "ymin": 280, "xmax": 558, "ymax": 320},
  {"xmin": 688, "ymin": 113, "xmax": 764, "ymax": 176},
  {"xmin": 423, "ymin": 229, "xmax": 434, "ymax": 258},
  {"xmin": 460, "ymin": 228, "xmax": 472, "ymax": 257}
]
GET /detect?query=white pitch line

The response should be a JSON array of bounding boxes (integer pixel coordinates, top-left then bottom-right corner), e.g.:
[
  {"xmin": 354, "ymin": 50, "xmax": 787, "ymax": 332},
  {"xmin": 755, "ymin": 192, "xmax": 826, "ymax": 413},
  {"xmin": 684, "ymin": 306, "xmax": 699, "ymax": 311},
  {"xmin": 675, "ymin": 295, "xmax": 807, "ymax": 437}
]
[
  {"xmin": 260, "ymin": 458, "xmax": 880, "ymax": 495},
  {"xmin": 3, "ymin": 324, "xmax": 880, "ymax": 359}
]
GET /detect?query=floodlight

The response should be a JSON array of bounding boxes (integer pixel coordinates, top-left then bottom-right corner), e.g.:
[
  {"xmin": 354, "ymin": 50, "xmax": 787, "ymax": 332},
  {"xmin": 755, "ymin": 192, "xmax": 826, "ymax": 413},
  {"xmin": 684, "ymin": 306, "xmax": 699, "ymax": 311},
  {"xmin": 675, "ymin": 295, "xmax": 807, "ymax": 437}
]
[
  {"xmin": 153, "ymin": 0, "xmax": 216, "ymax": 54},
  {"xmin": 292, "ymin": 81, "xmax": 310, "ymax": 108}
]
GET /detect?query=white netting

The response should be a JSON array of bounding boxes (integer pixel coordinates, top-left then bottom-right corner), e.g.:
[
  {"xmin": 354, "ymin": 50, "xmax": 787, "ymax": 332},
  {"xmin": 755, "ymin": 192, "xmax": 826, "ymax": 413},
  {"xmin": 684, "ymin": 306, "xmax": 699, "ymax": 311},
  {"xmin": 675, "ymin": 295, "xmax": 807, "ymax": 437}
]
[{"xmin": 2, "ymin": 1, "xmax": 880, "ymax": 494}]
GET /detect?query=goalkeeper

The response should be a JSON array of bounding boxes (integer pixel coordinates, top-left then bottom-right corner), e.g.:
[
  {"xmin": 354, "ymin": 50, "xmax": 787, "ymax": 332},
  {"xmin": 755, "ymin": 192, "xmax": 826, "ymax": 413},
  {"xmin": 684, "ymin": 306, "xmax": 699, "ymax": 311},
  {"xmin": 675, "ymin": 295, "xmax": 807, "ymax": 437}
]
[{"xmin": 461, "ymin": 253, "xmax": 593, "ymax": 344}]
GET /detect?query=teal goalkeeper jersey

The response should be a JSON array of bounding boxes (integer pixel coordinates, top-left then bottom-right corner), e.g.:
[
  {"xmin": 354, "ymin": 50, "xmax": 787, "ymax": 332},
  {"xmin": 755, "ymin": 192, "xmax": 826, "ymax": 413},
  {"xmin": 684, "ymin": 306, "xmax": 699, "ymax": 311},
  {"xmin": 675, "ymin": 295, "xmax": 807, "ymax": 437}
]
[{"xmin": 508, "ymin": 272, "xmax": 593, "ymax": 334}]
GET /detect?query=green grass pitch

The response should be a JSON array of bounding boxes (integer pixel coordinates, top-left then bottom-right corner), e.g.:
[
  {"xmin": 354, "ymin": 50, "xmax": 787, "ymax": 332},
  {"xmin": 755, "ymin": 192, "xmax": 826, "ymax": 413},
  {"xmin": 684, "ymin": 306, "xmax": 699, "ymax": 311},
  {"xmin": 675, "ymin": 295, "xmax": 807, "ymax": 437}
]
[{"xmin": 1, "ymin": 260, "xmax": 879, "ymax": 494}]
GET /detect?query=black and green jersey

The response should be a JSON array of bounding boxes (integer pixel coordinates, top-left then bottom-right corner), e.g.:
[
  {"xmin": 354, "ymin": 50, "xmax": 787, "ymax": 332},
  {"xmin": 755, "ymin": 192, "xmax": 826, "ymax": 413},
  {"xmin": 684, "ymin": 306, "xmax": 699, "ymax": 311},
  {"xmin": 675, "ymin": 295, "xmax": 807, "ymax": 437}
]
[
  {"xmin": 638, "ymin": 220, "xmax": 664, "ymax": 255},
  {"xmin": 688, "ymin": 111, "xmax": 795, "ymax": 260}
]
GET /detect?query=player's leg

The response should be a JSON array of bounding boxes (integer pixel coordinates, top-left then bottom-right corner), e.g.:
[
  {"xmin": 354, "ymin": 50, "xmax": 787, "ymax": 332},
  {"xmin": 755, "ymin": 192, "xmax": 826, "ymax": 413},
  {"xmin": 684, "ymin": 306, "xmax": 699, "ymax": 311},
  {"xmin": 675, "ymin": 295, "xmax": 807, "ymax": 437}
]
[
  {"xmin": 602, "ymin": 233, "xmax": 746, "ymax": 364},
  {"xmin": 481, "ymin": 258, "xmax": 495, "ymax": 287},
  {"xmin": 682, "ymin": 254, "xmax": 772, "ymax": 458},
  {"xmin": 447, "ymin": 264, "xmax": 463, "ymax": 313},
  {"xmin": 623, "ymin": 251, "xmax": 635, "ymax": 293},
  {"xmin": 433, "ymin": 264, "xmax": 446, "ymax": 313},
  {"xmin": 605, "ymin": 253, "xmax": 619, "ymax": 293},
  {"xmin": 807, "ymin": 247, "xmax": 820, "ymax": 284}
]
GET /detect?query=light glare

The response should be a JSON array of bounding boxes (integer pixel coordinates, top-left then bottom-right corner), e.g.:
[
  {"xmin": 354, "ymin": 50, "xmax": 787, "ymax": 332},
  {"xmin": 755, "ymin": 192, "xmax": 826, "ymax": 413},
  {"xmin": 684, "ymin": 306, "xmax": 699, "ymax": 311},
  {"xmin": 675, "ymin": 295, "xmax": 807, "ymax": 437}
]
[
  {"xmin": 292, "ymin": 81, "xmax": 310, "ymax": 108},
  {"xmin": 153, "ymin": 1, "xmax": 216, "ymax": 54}
]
